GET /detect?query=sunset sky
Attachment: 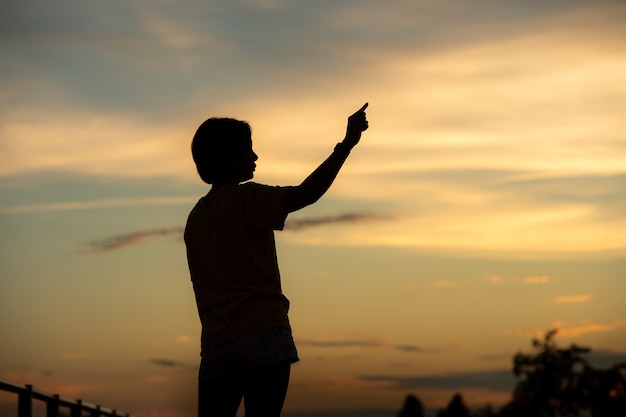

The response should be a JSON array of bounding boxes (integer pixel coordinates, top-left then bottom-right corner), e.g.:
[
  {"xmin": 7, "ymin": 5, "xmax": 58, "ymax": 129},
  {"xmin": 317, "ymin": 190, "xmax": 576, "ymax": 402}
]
[{"xmin": 1, "ymin": 1, "xmax": 625, "ymax": 416}]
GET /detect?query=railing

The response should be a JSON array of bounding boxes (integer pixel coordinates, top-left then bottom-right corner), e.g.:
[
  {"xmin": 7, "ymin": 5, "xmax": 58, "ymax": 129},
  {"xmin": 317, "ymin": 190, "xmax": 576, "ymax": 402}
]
[{"xmin": 0, "ymin": 379, "xmax": 139, "ymax": 417}]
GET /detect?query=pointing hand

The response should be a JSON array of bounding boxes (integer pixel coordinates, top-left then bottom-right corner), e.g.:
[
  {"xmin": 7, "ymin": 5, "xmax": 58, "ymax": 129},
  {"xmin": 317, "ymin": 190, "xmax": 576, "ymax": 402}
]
[{"xmin": 344, "ymin": 102, "xmax": 369, "ymax": 147}]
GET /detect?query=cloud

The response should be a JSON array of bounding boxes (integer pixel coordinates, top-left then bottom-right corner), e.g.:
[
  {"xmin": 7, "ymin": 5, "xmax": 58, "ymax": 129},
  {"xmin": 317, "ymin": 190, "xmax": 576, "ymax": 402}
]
[
  {"xmin": 394, "ymin": 345, "xmax": 441, "ymax": 354},
  {"xmin": 297, "ymin": 334, "xmax": 387, "ymax": 349},
  {"xmin": 0, "ymin": 112, "xmax": 196, "ymax": 179},
  {"xmin": 550, "ymin": 295, "xmax": 591, "ymax": 304},
  {"xmin": 555, "ymin": 321, "xmax": 625, "ymax": 338},
  {"xmin": 484, "ymin": 275, "xmax": 504, "ymax": 284},
  {"xmin": 3, "ymin": 1, "xmax": 625, "ymax": 179},
  {"xmin": 130, "ymin": 0, "xmax": 217, "ymax": 52},
  {"xmin": 283, "ymin": 174, "xmax": 626, "ymax": 257},
  {"xmin": 0, "ymin": 196, "xmax": 197, "ymax": 214},
  {"xmin": 146, "ymin": 375, "xmax": 169, "ymax": 384},
  {"xmin": 327, "ymin": 376, "xmax": 396, "ymax": 389},
  {"xmin": 484, "ymin": 275, "xmax": 551, "ymax": 285},
  {"xmin": 83, "ymin": 212, "xmax": 392, "ymax": 253},
  {"xmin": 298, "ymin": 335, "xmax": 441, "ymax": 355},
  {"xmin": 358, "ymin": 369, "xmax": 515, "ymax": 392},
  {"xmin": 588, "ymin": 349, "xmax": 626, "ymax": 369},
  {"xmin": 3, "ymin": 0, "xmax": 626, "ymax": 260},
  {"xmin": 514, "ymin": 320, "xmax": 625, "ymax": 339},
  {"xmin": 523, "ymin": 276, "xmax": 550, "ymax": 284},
  {"xmin": 148, "ymin": 358, "xmax": 190, "ymax": 369},
  {"xmin": 285, "ymin": 213, "xmax": 392, "ymax": 231},
  {"xmin": 0, "ymin": 368, "xmax": 94, "ymax": 398},
  {"xmin": 84, "ymin": 227, "xmax": 183, "ymax": 253}
]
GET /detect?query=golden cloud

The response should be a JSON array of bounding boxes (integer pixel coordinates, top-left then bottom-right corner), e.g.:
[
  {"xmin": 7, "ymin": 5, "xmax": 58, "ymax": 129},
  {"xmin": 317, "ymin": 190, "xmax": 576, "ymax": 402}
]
[
  {"xmin": 516, "ymin": 320, "xmax": 625, "ymax": 339},
  {"xmin": 551, "ymin": 295, "xmax": 591, "ymax": 304},
  {"xmin": 524, "ymin": 276, "xmax": 550, "ymax": 284}
]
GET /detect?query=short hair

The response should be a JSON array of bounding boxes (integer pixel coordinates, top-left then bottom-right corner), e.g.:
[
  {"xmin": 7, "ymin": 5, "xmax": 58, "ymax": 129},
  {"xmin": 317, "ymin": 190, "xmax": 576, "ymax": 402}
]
[{"xmin": 191, "ymin": 117, "xmax": 251, "ymax": 184}]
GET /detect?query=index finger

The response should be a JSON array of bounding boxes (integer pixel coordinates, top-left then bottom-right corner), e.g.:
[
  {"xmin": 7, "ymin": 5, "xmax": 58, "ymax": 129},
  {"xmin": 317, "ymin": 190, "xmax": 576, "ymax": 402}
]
[{"xmin": 356, "ymin": 102, "xmax": 369, "ymax": 113}]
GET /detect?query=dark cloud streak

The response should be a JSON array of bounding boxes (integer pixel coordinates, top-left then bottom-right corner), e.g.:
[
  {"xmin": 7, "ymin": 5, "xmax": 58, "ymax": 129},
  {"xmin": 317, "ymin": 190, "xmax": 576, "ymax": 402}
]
[
  {"xmin": 148, "ymin": 358, "xmax": 190, "ymax": 369},
  {"xmin": 394, "ymin": 345, "xmax": 441, "ymax": 353},
  {"xmin": 297, "ymin": 338, "xmax": 386, "ymax": 349},
  {"xmin": 84, "ymin": 212, "xmax": 392, "ymax": 253},
  {"xmin": 84, "ymin": 227, "xmax": 183, "ymax": 253},
  {"xmin": 359, "ymin": 349, "xmax": 626, "ymax": 392},
  {"xmin": 285, "ymin": 213, "xmax": 392, "ymax": 231},
  {"xmin": 361, "ymin": 369, "xmax": 516, "ymax": 392}
]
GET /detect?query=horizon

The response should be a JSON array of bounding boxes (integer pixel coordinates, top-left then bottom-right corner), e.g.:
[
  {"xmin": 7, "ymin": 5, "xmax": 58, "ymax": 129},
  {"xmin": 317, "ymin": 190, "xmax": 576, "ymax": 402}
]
[
  {"xmin": 1, "ymin": 1, "xmax": 625, "ymax": 416},
  {"xmin": 2, "ymin": 333, "xmax": 625, "ymax": 417}
]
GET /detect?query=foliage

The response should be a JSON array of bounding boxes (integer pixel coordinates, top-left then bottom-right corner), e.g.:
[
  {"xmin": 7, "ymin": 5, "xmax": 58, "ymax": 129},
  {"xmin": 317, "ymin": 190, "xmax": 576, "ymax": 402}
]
[
  {"xmin": 437, "ymin": 393, "xmax": 471, "ymax": 417},
  {"xmin": 508, "ymin": 329, "xmax": 626, "ymax": 417},
  {"xmin": 402, "ymin": 329, "xmax": 626, "ymax": 417},
  {"xmin": 398, "ymin": 394, "xmax": 425, "ymax": 417}
]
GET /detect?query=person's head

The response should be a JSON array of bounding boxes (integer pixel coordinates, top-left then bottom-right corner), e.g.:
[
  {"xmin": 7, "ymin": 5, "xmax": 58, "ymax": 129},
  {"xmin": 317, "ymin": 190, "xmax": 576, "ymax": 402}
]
[{"xmin": 191, "ymin": 117, "xmax": 258, "ymax": 185}]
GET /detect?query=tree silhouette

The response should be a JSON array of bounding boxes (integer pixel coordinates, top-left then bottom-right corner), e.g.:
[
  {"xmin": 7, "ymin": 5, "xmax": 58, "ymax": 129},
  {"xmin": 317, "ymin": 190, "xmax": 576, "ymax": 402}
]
[
  {"xmin": 511, "ymin": 329, "xmax": 590, "ymax": 415},
  {"xmin": 399, "ymin": 329, "xmax": 625, "ymax": 417},
  {"xmin": 437, "ymin": 393, "xmax": 471, "ymax": 417},
  {"xmin": 398, "ymin": 394, "xmax": 425, "ymax": 417},
  {"xmin": 473, "ymin": 404, "xmax": 497, "ymax": 417},
  {"xmin": 504, "ymin": 329, "xmax": 626, "ymax": 417}
]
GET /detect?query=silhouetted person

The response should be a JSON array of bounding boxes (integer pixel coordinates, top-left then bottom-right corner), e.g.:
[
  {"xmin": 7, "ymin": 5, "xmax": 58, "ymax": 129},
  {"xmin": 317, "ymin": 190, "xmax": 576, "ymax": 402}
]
[
  {"xmin": 398, "ymin": 394, "xmax": 425, "ymax": 417},
  {"xmin": 185, "ymin": 104, "xmax": 369, "ymax": 417}
]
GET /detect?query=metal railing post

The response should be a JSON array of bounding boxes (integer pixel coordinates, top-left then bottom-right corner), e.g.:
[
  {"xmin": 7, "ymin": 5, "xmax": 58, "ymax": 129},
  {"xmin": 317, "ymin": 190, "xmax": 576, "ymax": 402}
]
[
  {"xmin": 17, "ymin": 384, "xmax": 33, "ymax": 417},
  {"xmin": 90, "ymin": 404, "xmax": 102, "ymax": 417},
  {"xmin": 47, "ymin": 393, "xmax": 60, "ymax": 417},
  {"xmin": 71, "ymin": 398, "xmax": 83, "ymax": 417}
]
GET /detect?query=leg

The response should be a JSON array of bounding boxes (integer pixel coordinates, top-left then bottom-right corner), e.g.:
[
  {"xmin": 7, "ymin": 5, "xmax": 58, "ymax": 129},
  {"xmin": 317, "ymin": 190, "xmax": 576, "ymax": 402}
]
[
  {"xmin": 243, "ymin": 362, "xmax": 291, "ymax": 417},
  {"xmin": 198, "ymin": 372, "xmax": 244, "ymax": 417}
]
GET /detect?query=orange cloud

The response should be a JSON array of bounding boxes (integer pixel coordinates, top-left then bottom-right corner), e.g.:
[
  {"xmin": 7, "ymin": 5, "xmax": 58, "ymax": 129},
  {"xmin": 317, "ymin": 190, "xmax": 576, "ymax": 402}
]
[
  {"xmin": 484, "ymin": 275, "xmax": 503, "ymax": 284},
  {"xmin": 515, "ymin": 320, "xmax": 625, "ymax": 339},
  {"xmin": 551, "ymin": 294, "xmax": 591, "ymax": 304},
  {"xmin": 555, "ymin": 321, "xmax": 624, "ymax": 338},
  {"xmin": 53, "ymin": 384, "xmax": 94, "ymax": 398},
  {"xmin": 147, "ymin": 375, "xmax": 168, "ymax": 384},
  {"xmin": 484, "ymin": 275, "xmax": 551, "ymax": 285},
  {"xmin": 524, "ymin": 276, "xmax": 550, "ymax": 284}
]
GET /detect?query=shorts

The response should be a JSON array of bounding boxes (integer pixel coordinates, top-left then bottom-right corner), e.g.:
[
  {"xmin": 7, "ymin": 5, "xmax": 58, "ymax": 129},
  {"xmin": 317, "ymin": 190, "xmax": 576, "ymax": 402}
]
[{"xmin": 199, "ymin": 327, "xmax": 299, "ymax": 379}]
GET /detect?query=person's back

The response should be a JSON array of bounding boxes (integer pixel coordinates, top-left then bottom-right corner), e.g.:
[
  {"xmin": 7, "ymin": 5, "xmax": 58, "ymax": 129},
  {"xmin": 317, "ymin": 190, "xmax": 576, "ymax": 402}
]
[{"xmin": 185, "ymin": 182, "xmax": 291, "ymax": 346}]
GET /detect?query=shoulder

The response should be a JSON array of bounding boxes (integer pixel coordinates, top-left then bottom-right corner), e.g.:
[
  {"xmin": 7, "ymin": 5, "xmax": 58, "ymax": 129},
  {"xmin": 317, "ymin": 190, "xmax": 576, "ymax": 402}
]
[
  {"xmin": 239, "ymin": 182, "xmax": 289, "ymax": 197},
  {"xmin": 240, "ymin": 181, "xmax": 282, "ymax": 191},
  {"xmin": 239, "ymin": 183, "xmax": 290, "ymax": 230}
]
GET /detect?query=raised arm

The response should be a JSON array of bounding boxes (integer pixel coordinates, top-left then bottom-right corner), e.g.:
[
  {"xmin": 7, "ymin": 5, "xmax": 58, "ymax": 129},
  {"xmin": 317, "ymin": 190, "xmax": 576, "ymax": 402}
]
[{"xmin": 284, "ymin": 103, "xmax": 369, "ymax": 213}]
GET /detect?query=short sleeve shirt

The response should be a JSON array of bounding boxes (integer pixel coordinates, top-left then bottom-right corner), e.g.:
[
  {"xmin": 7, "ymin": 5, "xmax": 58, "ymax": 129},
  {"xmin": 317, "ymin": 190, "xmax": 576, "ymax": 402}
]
[{"xmin": 184, "ymin": 182, "xmax": 291, "ymax": 347}]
